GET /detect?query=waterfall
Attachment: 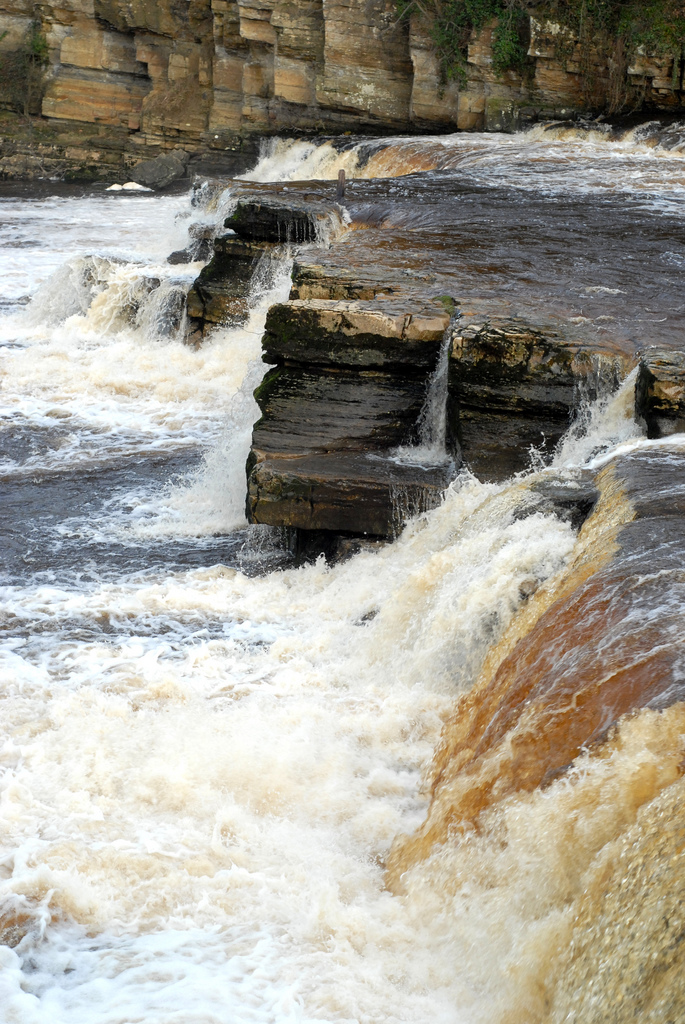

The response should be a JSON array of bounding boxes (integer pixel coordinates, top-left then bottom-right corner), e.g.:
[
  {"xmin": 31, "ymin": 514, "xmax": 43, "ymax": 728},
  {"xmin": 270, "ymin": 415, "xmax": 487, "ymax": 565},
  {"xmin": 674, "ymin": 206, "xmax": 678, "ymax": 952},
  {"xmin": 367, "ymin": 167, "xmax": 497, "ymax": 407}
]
[{"xmin": 2, "ymin": 126, "xmax": 685, "ymax": 1023}]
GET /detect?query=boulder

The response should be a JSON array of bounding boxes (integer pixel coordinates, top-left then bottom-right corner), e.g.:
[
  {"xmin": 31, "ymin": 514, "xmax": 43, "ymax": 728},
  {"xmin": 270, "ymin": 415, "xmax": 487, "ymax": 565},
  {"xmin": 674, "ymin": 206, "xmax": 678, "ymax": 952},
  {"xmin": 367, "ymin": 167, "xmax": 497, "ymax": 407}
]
[{"xmin": 131, "ymin": 150, "xmax": 189, "ymax": 190}]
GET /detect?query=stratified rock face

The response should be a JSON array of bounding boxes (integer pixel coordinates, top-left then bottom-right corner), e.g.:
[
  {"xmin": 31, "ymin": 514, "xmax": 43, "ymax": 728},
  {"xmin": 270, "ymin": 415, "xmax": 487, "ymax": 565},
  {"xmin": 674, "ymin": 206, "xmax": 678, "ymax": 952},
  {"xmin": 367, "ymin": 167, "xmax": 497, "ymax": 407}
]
[
  {"xmin": 261, "ymin": 299, "xmax": 447, "ymax": 368},
  {"xmin": 447, "ymin": 317, "xmax": 627, "ymax": 481},
  {"xmin": 247, "ymin": 295, "xmax": 453, "ymax": 536},
  {"xmin": 635, "ymin": 349, "xmax": 685, "ymax": 438},
  {"xmin": 2, "ymin": 3, "xmax": 684, "ymax": 180},
  {"xmin": 225, "ymin": 194, "xmax": 346, "ymax": 243},
  {"xmin": 186, "ymin": 234, "xmax": 275, "ymax": 337}
]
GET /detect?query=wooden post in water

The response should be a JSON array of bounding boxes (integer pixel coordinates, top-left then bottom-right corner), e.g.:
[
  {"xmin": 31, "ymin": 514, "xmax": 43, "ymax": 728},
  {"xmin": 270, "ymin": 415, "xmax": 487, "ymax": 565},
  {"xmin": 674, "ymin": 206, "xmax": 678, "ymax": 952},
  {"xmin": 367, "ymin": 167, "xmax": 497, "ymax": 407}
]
[{"xmin": 336, "ymin": 168, "xmax": 346, "ymax": 201}]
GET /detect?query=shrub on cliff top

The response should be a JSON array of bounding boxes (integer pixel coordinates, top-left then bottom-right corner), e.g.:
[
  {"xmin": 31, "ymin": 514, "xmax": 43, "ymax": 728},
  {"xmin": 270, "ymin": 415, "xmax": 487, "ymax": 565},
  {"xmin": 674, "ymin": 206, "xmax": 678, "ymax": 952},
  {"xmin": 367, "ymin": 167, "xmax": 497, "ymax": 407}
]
[{"xmin": 398, "ymin": 0, "xmax": 685, "ymax": 107}]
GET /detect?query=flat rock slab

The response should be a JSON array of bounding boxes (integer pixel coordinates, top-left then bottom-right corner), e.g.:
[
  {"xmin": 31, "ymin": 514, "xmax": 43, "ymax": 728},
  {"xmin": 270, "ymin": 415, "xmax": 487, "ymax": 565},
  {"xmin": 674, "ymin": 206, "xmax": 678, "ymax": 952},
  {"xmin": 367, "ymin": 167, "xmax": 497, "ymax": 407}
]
[
  {"xmin": 290, "ymin": 249, "xmax": 441, "ymax": 302},
  {"xmin": 262, "ymin": 298, "xmax": 450, "ymax": 369},
  {"xmin": 247, "ymin": 451, "xmax": 454, "ymax": 535},
  {"xmin": 252, "ymin": 365, "xmax": 430, "ymax": 455},
  {"xmin": 132, "ymin": 150, "xmax": 189, "ymax": 189}
]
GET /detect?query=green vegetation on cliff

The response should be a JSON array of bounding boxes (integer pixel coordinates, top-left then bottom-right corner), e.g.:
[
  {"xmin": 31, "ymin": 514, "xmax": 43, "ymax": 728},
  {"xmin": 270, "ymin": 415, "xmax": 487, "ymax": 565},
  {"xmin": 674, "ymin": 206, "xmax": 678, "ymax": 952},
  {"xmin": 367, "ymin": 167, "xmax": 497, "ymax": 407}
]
[{"xmin": 399, "ymin": 0, "xmax": 685, "ymax": 106}]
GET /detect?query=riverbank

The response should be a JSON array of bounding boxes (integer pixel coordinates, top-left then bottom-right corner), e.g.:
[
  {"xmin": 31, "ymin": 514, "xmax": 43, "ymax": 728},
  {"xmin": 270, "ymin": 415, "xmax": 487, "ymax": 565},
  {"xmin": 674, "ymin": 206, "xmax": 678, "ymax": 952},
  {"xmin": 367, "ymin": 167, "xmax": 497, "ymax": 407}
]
[{"xmin": 3, "ymin": 0, "xmax": 685, "ymax": 186}]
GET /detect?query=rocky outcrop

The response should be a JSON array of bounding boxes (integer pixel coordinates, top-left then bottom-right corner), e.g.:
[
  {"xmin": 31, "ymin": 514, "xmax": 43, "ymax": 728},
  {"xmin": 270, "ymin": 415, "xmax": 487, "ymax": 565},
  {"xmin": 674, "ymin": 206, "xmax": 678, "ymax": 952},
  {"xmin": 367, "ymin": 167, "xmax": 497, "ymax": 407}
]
[
  {"xmin": 636, "ymin": 349, "xmax": 685, "ymax": 438},
  {"xmin": 181, "ymin": 176, "xmax": 685, "ymax": 541},
  {"xmin": 185, "ymin": 186, "xmax": 347, "ymax": 341},
  {"xmin": 447, "ymin": 316, "xmax": 629, "ymax": 481},
  {"xmin": 2, "ymin": 2, "xmax": 685, "ymax": 180},
  {"xmin": 186, "ymin": 234, "xmax": 275, "ymax": 339},
  {"xmin": 202, "ymin": 183, "xmax": 640, "ymax": 537},
  {"xmin": 224, "ymin": 192, "xmax": 346, "ymax": 243},
  {"xmin": 246, "ymin": 295, "xmax": 454, "ymax": 536}
]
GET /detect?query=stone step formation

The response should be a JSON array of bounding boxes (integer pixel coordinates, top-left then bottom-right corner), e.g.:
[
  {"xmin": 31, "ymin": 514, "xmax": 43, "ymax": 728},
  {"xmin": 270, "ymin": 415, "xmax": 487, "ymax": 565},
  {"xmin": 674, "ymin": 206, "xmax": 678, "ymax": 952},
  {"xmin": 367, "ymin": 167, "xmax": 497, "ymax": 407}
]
[{"xmin": 181, "ymin": 182, "xmax": 685, "ymax": 549}]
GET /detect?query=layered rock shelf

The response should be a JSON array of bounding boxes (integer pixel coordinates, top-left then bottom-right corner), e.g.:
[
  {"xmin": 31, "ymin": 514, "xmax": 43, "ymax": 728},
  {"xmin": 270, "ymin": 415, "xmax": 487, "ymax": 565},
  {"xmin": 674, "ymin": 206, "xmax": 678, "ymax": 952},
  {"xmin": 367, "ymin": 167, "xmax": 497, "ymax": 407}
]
[
  {"xmin": 448, "ymin": 316, "xmax": 628, "ymax": 480},
  {"xmin": 179, "ymin": 178, "xmax": 685, "ymax": 541},
  {"xmin": 247, "ymin": 296, "xmax": 453, "ymax": 535}
]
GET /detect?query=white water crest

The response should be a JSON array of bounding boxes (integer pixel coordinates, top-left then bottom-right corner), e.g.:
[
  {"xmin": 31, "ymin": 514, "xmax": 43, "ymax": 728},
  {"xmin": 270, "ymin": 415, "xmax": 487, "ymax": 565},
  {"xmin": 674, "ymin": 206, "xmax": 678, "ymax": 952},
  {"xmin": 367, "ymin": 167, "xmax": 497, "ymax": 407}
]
[
  {"xmin": 0, "ymin": 132, "xmax": 678, "ymax": 1023},
  {"xmin": 0, "ymin": 472, "xmax": 580, "ymax": 1023},
  {"xmin": 244, "ymin": 128, "xmax": 685, "ymax": 216}
]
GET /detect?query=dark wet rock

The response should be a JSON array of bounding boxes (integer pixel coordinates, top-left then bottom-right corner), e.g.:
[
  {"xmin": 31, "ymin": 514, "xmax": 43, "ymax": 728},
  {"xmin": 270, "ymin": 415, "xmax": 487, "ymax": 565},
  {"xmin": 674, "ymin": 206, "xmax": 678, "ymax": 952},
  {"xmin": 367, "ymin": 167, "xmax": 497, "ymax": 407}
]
[
  {"xmin": 285, "ymin": 529, "xmax": 386, "ymax": 566},
  {"xmin": 131, "ymin": 150, "xmax": 189, "ymax": 190},
  {"xmin": 247, "ymin": 451, "xmax": 452, "ymax": 536},
  {"xmin": 252, "ymin": 364, "xmax": 429, "ymax": 453},
  {"xmin": 167, "ymin": 238, "xmax": 213, "ymax": 265},
  {"xmin": 225, "ymin": 194, "xmax": 346, "ymax": 244},
  {"xmin": 447, "ymin": 317, "xmax": 628, "ymax": 481},
  {"xmin": 528, "ymin": 472, "xmax": 600, "ymax": 530},
  {"xmin": 247, "ymin": 295, "xmax": 454, "ymax": 537},
  {"xmin": 186, "ymin": 235, "xmax": 275, "ymax": 340},
  {"xmin": 635, "ymin": 349, "xmax": 685, "ymax": 438},
  {"xmin": 262, "ymin": 299, "xmax": 449, "ymax": 370}
]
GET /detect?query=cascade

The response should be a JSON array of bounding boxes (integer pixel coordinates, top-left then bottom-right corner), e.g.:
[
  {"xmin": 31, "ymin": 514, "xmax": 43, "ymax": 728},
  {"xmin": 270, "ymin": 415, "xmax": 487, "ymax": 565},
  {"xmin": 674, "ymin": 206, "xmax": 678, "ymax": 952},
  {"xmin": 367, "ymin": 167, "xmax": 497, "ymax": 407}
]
[{"xmin": 1, "ymin": 124, "xmax": 685, "ymax": 1024}]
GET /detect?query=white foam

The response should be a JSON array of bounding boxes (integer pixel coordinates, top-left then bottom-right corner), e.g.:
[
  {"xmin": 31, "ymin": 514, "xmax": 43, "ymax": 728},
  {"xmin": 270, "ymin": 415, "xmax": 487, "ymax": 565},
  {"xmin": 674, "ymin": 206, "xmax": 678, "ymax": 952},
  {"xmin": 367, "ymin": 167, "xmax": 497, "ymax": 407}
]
[
  {"xmin": 0, "ymin": 472, "xmax": 577, "ymax": 1022},
  {"xmin": 242, "ymin": 129, "xmax": 685, "ymax": 217},
  {"xmin": 0, "ymin": 189, "xmax": 284, "ymax": 478},
  {"xmin": 0, "ymin": 142, "xmax": 670, "ymax": 1022}
]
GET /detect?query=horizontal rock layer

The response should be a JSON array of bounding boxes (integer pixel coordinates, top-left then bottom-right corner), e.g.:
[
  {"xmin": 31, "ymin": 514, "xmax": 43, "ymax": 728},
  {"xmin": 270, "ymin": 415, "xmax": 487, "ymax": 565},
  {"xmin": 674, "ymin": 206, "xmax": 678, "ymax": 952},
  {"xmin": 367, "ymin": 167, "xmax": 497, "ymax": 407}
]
[
  {"xmin": 448, "ymin": 316, "xmax": 629, "ymax": 481},
  {"xmin": 183, "ymin": 182, "xmax": 685, "ymax": 538},
  {"xmin": 2, "ymin": 3, "xmax": 684, "ymax": 179},
  {"xmin": 225, "ymin": 193, "xmax": 346, "ymax": 243},
  {"xmin": 262, "ymin": 298, "xmax": 448, "ymax": 368},
  {"xmin": 246, "ymin": 294, "xmax": 454, "ymax": 536}
]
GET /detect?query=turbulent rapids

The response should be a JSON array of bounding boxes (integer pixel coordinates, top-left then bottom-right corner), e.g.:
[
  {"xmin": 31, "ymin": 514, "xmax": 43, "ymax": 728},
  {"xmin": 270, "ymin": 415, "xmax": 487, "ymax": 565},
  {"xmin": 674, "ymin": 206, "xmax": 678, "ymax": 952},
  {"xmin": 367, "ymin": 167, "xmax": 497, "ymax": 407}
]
[{"xmin": 2, "ymin": 126, "xmax": 685, "ymax": 1023}]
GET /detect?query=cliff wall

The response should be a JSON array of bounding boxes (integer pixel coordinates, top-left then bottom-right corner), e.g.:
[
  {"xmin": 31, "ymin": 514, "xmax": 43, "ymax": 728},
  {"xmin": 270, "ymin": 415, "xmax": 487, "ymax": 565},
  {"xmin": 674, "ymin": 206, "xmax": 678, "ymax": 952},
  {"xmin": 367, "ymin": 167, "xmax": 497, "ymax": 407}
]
[{"xmin": 1, "ymin": 1, "xmax": 683, "ymax": 180}]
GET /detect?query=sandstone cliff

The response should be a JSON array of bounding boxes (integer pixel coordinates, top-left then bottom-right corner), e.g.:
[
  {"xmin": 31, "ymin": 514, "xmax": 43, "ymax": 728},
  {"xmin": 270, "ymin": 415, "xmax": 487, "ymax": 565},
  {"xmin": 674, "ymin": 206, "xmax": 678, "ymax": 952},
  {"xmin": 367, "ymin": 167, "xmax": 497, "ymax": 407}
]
[{"xmin": 1, "ymin": 1, "xmax": 683, "ymax": 180}]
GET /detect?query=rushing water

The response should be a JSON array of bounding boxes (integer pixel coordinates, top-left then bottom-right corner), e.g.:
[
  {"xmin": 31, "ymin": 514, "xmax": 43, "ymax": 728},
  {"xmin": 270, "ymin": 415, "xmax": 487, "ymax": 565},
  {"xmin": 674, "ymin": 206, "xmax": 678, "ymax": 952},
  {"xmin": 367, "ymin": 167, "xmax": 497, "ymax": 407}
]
[{"xmin": 0, "ymin": 127, "xmax": 683, "ymax": 1022}]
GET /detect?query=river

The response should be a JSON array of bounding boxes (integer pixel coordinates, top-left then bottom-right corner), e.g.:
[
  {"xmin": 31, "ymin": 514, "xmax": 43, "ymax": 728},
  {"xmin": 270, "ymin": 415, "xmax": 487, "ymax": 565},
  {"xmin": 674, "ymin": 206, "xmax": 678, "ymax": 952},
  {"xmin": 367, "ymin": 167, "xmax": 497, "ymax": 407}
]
[{"xmin": 0, "ymin": 125, "xmax": 683, "ymax": 1022}]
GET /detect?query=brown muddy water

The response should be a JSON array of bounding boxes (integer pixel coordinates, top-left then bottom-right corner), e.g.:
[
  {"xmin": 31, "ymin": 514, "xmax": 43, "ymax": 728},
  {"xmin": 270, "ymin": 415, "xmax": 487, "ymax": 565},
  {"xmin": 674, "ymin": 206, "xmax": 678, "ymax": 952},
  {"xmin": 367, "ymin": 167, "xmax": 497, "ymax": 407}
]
[{"xmin": 1, "ymin": 125, "xmax": 685, "ymax": 1022}]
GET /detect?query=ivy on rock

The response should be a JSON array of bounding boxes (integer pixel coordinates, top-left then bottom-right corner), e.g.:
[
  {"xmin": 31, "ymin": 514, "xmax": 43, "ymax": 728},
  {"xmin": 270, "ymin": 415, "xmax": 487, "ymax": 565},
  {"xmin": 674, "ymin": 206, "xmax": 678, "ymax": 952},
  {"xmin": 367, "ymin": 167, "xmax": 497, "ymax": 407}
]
[{"xmin": 398, "ymin": 0, "xmax": 685, "ymax": 108}]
